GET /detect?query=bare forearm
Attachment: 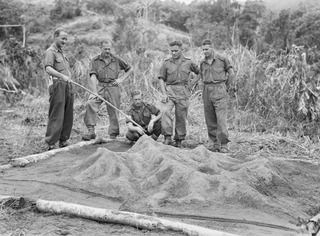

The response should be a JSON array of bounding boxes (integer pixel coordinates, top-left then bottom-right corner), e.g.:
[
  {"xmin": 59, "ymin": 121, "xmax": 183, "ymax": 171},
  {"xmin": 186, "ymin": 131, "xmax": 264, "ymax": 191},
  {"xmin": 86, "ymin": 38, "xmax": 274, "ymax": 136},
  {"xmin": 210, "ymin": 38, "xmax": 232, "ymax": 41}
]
[
  {"xmin": 159, "ymin": 79, "xmax": 166, "ymax": 94},
  {"xmin": 46, "ymin": 66, "xmax": 68, "ymax": 80},
  {"xmin": 152, "ymin": 112, "xmax": 162, "ymax": 122},
  {"xmin": 118, "ymin": 68, "xmax": 132, "ymax": 83},
  {"xmin": 88, "ymin": 74, "xmax": 98, "ymax": 93},
  {"xmin": 127, "ymin": 122, "xmax": 136, "ymax": 132}
]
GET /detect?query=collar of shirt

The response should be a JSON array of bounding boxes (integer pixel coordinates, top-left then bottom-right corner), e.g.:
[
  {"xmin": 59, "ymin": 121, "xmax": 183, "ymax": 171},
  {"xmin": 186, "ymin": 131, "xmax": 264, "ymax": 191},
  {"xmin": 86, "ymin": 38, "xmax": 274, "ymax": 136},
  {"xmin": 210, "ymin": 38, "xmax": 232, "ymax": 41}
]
[
  {"xmin": 132, "ymin": 102, "xmax": 146, "ymax": 111},
  {"xmin": 168, "ymin": 55, "xmax": 188, "ymax": 64},
  {"xmin": 203, "ymin": 54, "xmax": 217, "ymax": 65},
  {"xmin": 97, "ymin": 54, "xmax": 115, "ymax": 64},
  {"xmin": 51, "ymin": 43, "xmax": 63, "ymax": 53}
]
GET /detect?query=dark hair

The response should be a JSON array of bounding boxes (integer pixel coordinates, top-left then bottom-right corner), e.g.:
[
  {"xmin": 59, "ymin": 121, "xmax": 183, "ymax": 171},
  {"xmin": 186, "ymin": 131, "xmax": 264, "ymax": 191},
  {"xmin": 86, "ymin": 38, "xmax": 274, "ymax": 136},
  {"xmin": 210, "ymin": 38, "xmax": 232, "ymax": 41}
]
[
  {"xmin": 54, "ymin": 28, "xmax": 65, "ymax": 38},
  {"xmin": 131, "ymin": 90, "xmax": 142, "ymax": 98},
  {"xmin": 202, "ymin": 39, "xmax": 212, "ymax": 46},
  {"xmin": 169, "ymin": 40, "xmax": 182, "ymax": 47}
]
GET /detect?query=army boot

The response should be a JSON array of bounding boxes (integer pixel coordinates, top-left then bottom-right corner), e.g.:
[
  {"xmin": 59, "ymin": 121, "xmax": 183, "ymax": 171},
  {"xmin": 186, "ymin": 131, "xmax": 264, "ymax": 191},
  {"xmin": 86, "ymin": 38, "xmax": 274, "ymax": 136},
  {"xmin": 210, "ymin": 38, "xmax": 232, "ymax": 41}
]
[
  {"xmin": 174, "ymin": 140, "xmax": 182, "ymax": 148},
  {"xmin": 163, "ymin": 136, "xmax": 172, "ymax": 145},
  {"xmin": 220, "ymin": 144, "xmax": 230, "ymax": 153},
  {"xmin": 82, "ymin": 126, "xmax": 96, "ymax": 141}
]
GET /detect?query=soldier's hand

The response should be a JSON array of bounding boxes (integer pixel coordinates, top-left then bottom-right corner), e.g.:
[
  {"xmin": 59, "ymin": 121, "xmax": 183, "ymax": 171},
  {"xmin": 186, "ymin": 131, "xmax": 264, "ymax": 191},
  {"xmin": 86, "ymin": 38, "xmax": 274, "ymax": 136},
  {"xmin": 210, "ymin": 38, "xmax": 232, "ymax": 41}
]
[
  {"xmin": 136, "ymin": 126, "xmax": 144, "ymax": 135},
  {"xmin": 62, "ymin": 75, "xmax": 71, "ymax": 82},
  {"xmin": 160, "ymin": 94, "xmax": 169, "ymax": 103},
  {"xmin": 112, "ymin": 80, "xmax": 119, "ymax": 86}
]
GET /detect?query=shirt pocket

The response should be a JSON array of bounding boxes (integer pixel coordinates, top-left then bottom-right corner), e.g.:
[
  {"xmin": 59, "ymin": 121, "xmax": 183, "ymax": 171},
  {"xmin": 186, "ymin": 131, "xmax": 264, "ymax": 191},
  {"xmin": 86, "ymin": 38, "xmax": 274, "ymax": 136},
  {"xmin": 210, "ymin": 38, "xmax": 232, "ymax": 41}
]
[{"xmin": 54, "ymin": 56, "xmax": 65, "ymax": 72}]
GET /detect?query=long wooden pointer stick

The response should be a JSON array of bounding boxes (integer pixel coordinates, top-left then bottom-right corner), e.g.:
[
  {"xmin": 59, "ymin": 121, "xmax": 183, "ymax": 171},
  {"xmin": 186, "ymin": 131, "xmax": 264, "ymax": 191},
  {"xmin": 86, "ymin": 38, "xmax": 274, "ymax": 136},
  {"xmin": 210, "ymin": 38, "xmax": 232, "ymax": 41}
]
[{"xmin": 70, "ymin": 80, "xmax": 146, "ymax": 133}]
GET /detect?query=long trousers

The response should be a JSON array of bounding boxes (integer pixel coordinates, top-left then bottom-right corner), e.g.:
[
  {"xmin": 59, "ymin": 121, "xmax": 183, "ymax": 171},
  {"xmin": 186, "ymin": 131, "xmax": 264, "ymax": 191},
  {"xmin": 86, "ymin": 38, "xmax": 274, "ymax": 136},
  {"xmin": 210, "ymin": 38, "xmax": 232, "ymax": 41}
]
[
  {"xmin": 45, "ymin": 80, "xmax": 74, "ymax": 145},
  {"xmin": 84, "ymin": 84, "xmax": 120, "ymax": 137},
  {"xmin": 203, "ymin": 83, "xmax": 229, "ymax": 145}
]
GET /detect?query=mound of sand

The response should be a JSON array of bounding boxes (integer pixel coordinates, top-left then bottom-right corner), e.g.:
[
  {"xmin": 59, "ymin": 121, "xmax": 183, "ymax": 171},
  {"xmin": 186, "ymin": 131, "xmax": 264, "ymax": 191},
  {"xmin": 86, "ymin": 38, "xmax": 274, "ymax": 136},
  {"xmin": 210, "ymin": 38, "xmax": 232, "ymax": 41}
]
[{"xmin": 68, "ymin": 135, "xmax": 304, "ymax": 217}]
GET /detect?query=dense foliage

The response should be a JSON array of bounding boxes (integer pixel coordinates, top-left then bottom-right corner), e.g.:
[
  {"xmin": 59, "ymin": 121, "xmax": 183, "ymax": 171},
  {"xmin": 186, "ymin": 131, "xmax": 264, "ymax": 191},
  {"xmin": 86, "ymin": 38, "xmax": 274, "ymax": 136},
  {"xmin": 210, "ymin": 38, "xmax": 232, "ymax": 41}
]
[{"xmin": 1, "ymin": 0, "xmax": 320, "ymax": 135}]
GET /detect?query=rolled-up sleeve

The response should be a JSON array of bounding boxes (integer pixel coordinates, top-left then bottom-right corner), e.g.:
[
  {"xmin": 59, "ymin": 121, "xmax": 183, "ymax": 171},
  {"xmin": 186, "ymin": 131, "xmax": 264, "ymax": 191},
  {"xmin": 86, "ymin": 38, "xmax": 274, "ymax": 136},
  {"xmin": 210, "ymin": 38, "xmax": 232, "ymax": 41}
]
[
  {"xmin": 44, "ymin": 50, "xmax": 55, "ymax": 69},
  {"xmin": 158, "ymin": 62, "xmax": 167, "ymax": 81},
  {"xmin": 118, "ymin": 58, "xmax": 131, "ymax": 72},
  {"xmin": 149, "ymin": 104, "xmax": 160, "ymax": 116}
]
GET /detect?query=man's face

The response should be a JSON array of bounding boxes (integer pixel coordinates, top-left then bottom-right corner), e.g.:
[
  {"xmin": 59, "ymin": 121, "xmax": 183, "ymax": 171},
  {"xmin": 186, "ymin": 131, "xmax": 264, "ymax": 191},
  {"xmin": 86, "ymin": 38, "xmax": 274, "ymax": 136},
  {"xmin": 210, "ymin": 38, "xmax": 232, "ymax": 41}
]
[
  {"xmin": 56, "ymin": 31, "xmax": 68, "ymax": 49},
  {"xmin": 133, "ymin": 94, "xmax": 142, "ymax": 107},
  {"xmin": 101, "ymin": 42, "xmax": 112, "ymax": 57},
  {"xmin": 170, "ymin": 45, "xmax": 182, "ymax": 59},
  {"xmin": 202, "ymin": 44, "xmax": 213, "ymax": 58}
]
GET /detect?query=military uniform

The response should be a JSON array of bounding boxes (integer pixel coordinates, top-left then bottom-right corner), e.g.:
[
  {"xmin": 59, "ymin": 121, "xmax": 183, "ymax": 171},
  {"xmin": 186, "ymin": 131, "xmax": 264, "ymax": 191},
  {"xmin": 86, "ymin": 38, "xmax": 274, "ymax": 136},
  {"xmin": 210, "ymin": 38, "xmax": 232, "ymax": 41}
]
[
  {"xmin": 126, "ymin": 102, "xmax": 161, "ymax": 141},
  {"xmin": 158, "ymin": 56, "xmax": 199, "ymax": 141},
  {"xmin": 44, "ymin": 43, "xmax": 74, "ymax": 146},
  {"xmin": 84, "ymin": 54, "xmax": 131, "ymax": 137},
  {"xmin": 200, "ymin": 54, "xmax": 233, "ymax": 148}
]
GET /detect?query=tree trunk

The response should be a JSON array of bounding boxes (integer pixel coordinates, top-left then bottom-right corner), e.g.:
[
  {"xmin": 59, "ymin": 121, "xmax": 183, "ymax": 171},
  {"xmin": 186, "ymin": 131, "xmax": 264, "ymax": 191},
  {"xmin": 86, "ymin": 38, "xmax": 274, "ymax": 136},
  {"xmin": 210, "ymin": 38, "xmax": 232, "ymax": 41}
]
[{"xmin": 36, "ymin": 199, "xmax": 239, "ymax": 236}]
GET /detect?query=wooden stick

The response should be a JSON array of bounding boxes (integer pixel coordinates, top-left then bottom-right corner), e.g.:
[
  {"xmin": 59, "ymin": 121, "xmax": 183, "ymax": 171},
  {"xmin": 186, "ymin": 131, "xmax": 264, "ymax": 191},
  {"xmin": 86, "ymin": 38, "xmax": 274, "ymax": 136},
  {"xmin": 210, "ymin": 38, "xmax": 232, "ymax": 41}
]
[
  {"xmin": 307, "ymin": 213, "xmax": 320, "ymax": 235},
  {"xmin": 70, "ymin": 80, "xmax": 146, "ymax": 133},
  {"xmin": 9, "ymin": 137, "xmax": 117, "ymax": 168},
  {"xmin": 36, "ymin": 199, "xmax": 239, "ymax": 236}
]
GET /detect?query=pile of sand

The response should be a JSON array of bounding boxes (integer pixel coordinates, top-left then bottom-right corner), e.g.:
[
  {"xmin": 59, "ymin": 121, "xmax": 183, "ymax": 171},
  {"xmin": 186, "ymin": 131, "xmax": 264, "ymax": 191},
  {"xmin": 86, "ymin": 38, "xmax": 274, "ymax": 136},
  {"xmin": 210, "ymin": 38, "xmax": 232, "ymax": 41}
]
[{"xmin": 68, "ymin": 135, "xmax": 307, "ymax": 218}]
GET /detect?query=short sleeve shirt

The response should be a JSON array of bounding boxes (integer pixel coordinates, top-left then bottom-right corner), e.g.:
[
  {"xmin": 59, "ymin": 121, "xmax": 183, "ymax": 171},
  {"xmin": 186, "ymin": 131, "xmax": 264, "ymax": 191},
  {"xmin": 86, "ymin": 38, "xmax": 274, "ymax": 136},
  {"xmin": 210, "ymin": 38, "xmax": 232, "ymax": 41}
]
[
  {"xmin": 126, "ymin": 102, "xmax": 160, "ymax": 128},
  {"xmin": 200, "ymin": 54, "xmax": 232, "ymax": 83},
  {"xmin": 89, "ymin": 54, "xmax": 131, "ymax": 83},
  {"xmin": 158, "ymin": 56, "xmax": 199, "ymax": 85},
  {"xmin": 44, "ymin": 44, "xmax": 71, "ymax": 77}
]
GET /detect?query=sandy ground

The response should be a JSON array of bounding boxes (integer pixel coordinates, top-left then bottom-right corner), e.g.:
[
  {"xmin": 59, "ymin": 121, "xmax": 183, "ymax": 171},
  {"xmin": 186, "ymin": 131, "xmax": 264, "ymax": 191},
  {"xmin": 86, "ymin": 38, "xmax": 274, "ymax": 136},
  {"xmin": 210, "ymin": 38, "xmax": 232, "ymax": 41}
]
[
  {"xmin": 1, "ymin": 139, "xmax": 319, "ymax": 236},
  {"xmin": 1, "ymin": 102, "xmax": 320, "ymax": 236}
]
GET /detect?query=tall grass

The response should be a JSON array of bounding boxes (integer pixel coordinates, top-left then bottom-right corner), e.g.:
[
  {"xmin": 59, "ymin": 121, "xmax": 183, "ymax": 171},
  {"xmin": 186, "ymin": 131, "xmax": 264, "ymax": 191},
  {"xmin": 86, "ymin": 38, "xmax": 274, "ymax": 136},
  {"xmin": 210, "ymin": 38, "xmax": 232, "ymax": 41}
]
[{"xmin": 2, "ymin": 36, "xmax": 319, "ymax": 138}]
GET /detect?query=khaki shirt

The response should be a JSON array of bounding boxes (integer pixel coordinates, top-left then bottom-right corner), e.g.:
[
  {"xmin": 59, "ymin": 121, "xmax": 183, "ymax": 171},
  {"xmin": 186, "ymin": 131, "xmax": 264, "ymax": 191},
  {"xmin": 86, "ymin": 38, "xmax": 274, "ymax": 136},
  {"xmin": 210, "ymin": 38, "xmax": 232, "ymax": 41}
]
[
  {"xmin": 126, "ymin": 102, "xmax": 160, "ymax": 128},
  {"xmin": 200, "ymin": 54, "xmax": 232, "ymax": 83},
  {"xmin": 158, "ymin": 56, "xmax": 199, "ymax": 85},
  {"xmin": 44, "ymin": 43, "xmax": 71, "ymax": 78},
  {"xmin": 89, "ymin": 54, "xmax": 131, "ymax": 83}
]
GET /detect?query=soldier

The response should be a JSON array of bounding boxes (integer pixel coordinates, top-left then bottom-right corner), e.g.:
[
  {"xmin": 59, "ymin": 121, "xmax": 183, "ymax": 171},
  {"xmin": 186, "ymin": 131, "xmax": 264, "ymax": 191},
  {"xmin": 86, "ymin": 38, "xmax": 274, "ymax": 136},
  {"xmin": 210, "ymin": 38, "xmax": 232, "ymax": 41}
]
[
  {"xmin": 82, "ymin": 41, "xmax": 132, "ymax": 140},
  {"xmin": 200, "ymin": 39, "xmax": 235, "ymax": 153},
  {"xmin": 44, "ymin": 29, "xmax": 74, "ymax": 150},
  {"xmin": 126, "ymin": 90, "xmax": 162, "ymax": 142},
  {"xmin": 158, "ymin": 40, "xmax": 199, "ymax": 148}
]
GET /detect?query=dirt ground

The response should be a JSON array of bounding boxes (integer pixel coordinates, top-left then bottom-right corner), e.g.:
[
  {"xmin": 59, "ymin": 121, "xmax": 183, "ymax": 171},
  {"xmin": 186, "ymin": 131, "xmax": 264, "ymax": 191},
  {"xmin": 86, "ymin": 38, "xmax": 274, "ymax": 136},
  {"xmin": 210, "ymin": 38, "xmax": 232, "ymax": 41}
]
[{"xmin": 1, "ymin": 100, "xmax": 320, "ymax": 236}]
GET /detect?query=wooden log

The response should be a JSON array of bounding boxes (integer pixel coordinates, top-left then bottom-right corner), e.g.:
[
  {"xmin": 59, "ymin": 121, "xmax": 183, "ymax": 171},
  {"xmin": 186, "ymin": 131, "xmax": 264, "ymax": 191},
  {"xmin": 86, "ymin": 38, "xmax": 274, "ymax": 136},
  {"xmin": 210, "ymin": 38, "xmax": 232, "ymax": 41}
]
[
  {"xmin": 307, "ymin": 213, "xmax": 320, "ymax": 236},
  {"xmin": 0, "ymin": 164, "xmax": 12, "ymax": 171},
  {"xmin": 10, "ymin": 137, "xmax": 124, "ymax": 168},
  {"xmin": 36, "ymin": 199, "xmax": 239, "ymax": 236}
]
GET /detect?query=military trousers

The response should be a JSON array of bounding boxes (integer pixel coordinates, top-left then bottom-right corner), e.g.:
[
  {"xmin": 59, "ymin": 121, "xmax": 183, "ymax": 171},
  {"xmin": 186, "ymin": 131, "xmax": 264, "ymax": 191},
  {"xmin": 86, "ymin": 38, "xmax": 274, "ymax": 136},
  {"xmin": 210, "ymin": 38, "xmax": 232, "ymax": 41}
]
[
  {"xmin": 126, "ymin": 120, "xmax": 161, "ymax": 141},
  {"xmin": 203, "ymin": 83, "xmax": 229, "ymax": 146},
  {"xmin": 161, "ymin": 85, "xmax": 190, "ymax": 141},
  {"xmin": 45, "ymin": 80, "xmax": 74, "ymax": 145},
  {"xmin": 84, "ymin": 84, "xmax": 120, "ymax": 137}
]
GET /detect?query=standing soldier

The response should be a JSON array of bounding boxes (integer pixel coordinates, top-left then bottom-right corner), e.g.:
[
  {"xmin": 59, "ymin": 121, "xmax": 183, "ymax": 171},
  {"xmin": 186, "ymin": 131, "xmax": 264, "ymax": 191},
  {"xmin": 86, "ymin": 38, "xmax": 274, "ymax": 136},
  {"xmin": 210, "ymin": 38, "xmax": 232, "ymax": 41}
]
[
  {"xmin": 44, "ymin": 29, "xmax": 74, "ymax": 150},
  {"xmin": 158, "ymin": 40, "xmax": 199, "ymax": 147},
  {"xmin": 200, "ymin": 39, "xmax": 235, "ymax": 153},
  {"xmin": 126, "ymin": 90, "xmax": 162, "ymax": 142},
  {"xmin": 82, "ymin": 41, "xmax": 132, "ymax": 140}
]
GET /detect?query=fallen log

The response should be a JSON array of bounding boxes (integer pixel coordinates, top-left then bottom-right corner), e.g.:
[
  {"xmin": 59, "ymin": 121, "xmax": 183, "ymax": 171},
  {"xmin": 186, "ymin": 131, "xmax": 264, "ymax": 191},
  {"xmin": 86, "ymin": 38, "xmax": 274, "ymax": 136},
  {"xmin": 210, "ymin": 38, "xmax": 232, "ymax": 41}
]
[
  {"xmin": 307, "ymin": 213, "xmax": 320, "ymax": 236},
  {"xmin": 9, "ymin": 137, "xmax": 124, "ymax": 168},
  {"xmin": 0, "ymin": 164, "xmax": 12, "ymax": 171},
  {"xmin": 36, "ymin": 199, "xmax": 239, "ymax": 236}
]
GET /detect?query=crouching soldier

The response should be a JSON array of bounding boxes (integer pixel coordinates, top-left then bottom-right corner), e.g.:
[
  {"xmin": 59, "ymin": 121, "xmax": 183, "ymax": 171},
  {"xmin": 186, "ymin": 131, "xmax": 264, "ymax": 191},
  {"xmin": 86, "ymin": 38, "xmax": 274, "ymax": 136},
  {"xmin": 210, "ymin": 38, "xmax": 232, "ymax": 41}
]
[{"xmin": 126, "ymin": 90, "xmax": 162, "ymax": 142}]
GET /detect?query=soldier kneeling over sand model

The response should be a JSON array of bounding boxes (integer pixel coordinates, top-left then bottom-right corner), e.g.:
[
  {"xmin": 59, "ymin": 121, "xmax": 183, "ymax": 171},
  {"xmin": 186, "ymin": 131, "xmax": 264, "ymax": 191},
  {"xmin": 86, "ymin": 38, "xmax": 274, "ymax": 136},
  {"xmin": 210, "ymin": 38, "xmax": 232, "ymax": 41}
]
[{"xmin": 125, "ymin": 90, "xmax": 162, "ymax": 142}]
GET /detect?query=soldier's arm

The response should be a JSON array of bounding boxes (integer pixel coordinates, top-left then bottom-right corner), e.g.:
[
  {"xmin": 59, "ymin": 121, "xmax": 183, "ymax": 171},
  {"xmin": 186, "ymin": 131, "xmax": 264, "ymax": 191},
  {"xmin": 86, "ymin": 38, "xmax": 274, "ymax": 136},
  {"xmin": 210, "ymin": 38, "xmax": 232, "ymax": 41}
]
[
  {"xmin": 44, "ymin": 50, "xmax": 70, "ymax": 82},
  {"xmin": 224, "ymin": 57, "xmax": 236, "ymax": 91},
  {"xmin": 88, "ymin": 61, "xmax": 98, "ymax": 94},
  {"xmin": 150, "ymin": 106, "xmax": 162, "ymax": 123},
  {"xmin": 117, "ymin": 58, "xmax": 132, "ymax": 84},
  {"xmin": 158, "ymin": 62, "xmax": 167, "ymax": 96}
]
